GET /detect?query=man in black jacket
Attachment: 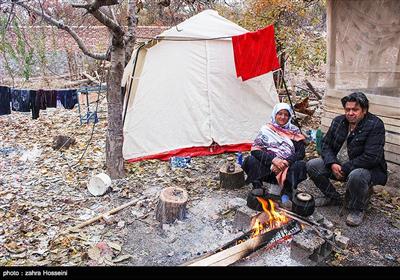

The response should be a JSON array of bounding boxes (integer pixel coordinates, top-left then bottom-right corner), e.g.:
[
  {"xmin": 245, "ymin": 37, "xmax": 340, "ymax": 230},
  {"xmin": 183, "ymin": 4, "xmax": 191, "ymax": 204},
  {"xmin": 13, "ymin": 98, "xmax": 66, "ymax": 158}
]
[{"xmin": 306, "ymin": 92, "xmax": 387, "ymax": 226}]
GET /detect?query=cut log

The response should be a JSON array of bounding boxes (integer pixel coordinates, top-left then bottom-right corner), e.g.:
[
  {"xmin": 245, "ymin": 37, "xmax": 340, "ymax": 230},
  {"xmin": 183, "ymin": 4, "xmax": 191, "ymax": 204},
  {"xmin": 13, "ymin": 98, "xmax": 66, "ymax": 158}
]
[
  {"xmin": 155, "ymin": 187, "xmax": 188, "ymax": 224},
  {"xmin": 219, "ymin": 163, "xmax": 245, "ymax": 189}
]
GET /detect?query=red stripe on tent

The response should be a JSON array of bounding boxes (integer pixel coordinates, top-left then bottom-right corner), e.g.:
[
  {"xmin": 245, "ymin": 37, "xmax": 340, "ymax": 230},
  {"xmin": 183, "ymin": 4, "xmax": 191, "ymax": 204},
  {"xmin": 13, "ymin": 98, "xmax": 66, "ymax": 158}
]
[{"xmin": 126, "ymin": 143, "xmax": 252, "ymax": 162}]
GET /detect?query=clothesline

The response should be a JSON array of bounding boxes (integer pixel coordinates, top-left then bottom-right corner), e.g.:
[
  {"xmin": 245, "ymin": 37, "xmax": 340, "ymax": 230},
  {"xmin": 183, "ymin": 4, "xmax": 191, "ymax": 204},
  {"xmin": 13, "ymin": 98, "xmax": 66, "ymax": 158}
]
[{"xmin": 0, "ymin": 85, "xmax": 78, "ymax": 120}]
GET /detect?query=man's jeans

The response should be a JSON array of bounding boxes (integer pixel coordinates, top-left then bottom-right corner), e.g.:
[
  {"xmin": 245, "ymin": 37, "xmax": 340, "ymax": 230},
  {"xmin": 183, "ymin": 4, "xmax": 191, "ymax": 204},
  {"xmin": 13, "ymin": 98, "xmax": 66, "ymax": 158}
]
[{"xmin": 306, "ymin": 158, "xmax": 373, "ymax": 211}]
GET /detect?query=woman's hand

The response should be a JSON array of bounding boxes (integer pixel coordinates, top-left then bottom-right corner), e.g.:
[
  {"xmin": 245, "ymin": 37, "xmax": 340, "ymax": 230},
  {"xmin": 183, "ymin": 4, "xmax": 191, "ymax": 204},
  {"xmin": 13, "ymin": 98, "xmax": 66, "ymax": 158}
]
[
  {"xmin": 271, "ymin": 164, "xmax": 280, "ymax": 174},
  {"xmin": 272, "ymin": 157, "xmax": 288, "ymax": 171}
]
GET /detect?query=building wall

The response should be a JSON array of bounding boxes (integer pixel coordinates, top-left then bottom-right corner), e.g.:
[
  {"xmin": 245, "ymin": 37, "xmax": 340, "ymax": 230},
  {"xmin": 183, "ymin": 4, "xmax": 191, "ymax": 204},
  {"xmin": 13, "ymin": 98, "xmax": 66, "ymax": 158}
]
[
  {"xmin": 0, "ymin": 26, "xmax": 168, "ymax": 80},
  {"xmin": 324, "ymin": 0, "xmax": 400, "ymax": 167}
]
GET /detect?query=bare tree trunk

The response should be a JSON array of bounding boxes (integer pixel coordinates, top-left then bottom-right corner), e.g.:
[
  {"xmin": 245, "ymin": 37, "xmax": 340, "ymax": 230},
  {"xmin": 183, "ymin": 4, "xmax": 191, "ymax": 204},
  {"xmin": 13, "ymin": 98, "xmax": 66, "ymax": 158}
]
[
  {"xmin": 125, "ymin": 0, "xmax": 137, "ymax": 66},
  {"xmin": 106, "ymin": 40, "xmax": 125, "ymax": 179}
]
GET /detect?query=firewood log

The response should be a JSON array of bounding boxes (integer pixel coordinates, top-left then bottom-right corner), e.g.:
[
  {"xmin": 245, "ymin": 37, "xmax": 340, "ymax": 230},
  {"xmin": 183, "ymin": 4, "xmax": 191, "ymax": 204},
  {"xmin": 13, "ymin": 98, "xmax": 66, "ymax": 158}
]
[
  {"xmin": 219, "ymin": 163, "xmax": 245, "ymax": 189},
  {"xmin": 155, "ymin": 187, "xmax": 188, "ymax": 224}
]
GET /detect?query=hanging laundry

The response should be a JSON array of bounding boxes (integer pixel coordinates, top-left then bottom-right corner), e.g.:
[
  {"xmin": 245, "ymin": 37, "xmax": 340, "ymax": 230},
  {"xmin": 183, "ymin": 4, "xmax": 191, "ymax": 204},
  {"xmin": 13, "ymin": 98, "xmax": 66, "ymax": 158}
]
[
  {"xmin": 30, "ymin": 90, "xmax": 47, "ymax": 119},
  {"xmin": 36, "ymin": 90, "xmax": 47, "ymax": 110},
  {"xmin": 11, "ymin": 89, "xmax": 31, "ymax": 112},
  {"xmin": 0, "ymin": 85, "xmax": 11, "ymax": 115},
  {"xmin": 57, "ymin": 89, "xmax": 78, "ymax": 109},
  {"xmin": 44, "ymin": 89, "xmax": 57, "ymax": 108},
  {"xmin": 232, "ymin": 25, "xmax": 280, "ymax": 81}
]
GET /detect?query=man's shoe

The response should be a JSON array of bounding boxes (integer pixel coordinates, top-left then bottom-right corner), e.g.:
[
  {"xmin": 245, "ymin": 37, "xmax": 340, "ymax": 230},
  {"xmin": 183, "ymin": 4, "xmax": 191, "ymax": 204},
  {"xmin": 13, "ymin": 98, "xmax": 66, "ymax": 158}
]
[
  {"xmin": 346, "ymin": 210, "xmax": 365, "ymax": 227},
  {"xmin": 315, "ymin": 197, "xmax": 341, "ymax": 207}
]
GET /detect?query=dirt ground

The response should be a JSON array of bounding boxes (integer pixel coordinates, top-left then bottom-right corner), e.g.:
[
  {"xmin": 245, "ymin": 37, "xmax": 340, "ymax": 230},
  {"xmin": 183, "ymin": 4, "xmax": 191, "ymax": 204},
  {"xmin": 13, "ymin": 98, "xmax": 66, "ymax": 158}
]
[{"xmin": 0, "ymin": 77, "xmax": 399, "ymax": 268}]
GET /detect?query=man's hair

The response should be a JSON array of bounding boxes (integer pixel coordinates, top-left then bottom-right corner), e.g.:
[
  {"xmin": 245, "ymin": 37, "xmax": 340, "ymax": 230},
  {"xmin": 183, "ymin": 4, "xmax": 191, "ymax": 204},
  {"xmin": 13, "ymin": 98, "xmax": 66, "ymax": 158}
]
[{"xmin": 341, "ymin": 91, "xmax": 369, "ymax": 111}]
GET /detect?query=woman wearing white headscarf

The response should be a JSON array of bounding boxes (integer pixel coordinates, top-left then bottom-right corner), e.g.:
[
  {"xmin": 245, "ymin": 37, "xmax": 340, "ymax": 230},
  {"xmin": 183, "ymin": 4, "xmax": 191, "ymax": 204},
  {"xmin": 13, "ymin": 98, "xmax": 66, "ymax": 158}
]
[{"xmin": 242, "ymin": 103, "xmax": 307, "ymax": 201}]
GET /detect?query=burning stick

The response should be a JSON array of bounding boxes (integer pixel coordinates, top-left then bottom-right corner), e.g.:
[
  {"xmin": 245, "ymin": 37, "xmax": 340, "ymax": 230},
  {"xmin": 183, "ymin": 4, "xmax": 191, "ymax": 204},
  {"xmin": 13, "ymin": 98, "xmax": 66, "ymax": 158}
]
[
  {"xmin": 184, "ymin": 198, "xmax": 301, "ymax": 266},
  {"xmin": 185, "ymin": 220, "xmax": 301, "ymax": 266}
]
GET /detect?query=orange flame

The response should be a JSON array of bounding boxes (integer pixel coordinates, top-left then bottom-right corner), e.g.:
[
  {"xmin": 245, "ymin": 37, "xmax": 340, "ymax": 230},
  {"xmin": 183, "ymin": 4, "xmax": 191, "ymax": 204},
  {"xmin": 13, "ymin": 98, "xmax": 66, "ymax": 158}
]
[{"xmin": 251, "ymin": 197, "xmax": 289, "ymax": 238}]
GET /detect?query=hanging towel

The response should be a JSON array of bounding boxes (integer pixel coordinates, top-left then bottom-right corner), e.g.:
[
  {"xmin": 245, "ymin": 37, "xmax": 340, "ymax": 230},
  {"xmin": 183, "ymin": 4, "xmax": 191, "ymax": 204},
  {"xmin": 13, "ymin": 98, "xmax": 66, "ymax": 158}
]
[
  {"xmin": 57, "ymin": 89, "xmax": 78, "ymax": 109},
  {"xmin": 232, "ymin": 25, "xmax": 280, "ymax": 81},
  {"xmin": 44, "ymin": 90, "xmax": 57, "ymax": 108},
  {"xmin": 11, "ymin": 89, "xmax": 31, "ymax": 112},
  {"xmin": 30, "ymin": 90, "xmax": 39, "ymax": 119},
  {"xmin": 36, "ymin": 90, "xmax": 47, "ymax": 110},
  {"xmin": 0, "ymin": 86, "xmax": 11, "ymax": 115},
  {"xmin": 30, "ymin": 90, "xmax": 47, "ymax": 119}
]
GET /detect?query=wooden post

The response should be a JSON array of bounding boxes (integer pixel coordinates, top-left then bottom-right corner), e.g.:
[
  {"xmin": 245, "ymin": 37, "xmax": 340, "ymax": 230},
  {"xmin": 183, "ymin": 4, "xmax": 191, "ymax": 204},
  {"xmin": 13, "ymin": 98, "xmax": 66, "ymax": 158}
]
[
  {"xmin": 155, "ymin": 187, "xmax": 188, "ymax": 224},
  {"xmin": 326, "ymin": 0, "xmax": 337, "ymax": 90}
]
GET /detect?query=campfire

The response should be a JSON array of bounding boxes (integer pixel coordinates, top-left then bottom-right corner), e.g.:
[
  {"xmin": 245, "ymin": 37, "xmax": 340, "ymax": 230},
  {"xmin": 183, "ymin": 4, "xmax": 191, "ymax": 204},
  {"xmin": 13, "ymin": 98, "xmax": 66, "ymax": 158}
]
[
  {"xmin": 185, "ymin": 196, "xmax": 301, "ymax": 266},
  {"xmin": 250, "ymin": 197, "xmax": 289, "ymax": 238}
]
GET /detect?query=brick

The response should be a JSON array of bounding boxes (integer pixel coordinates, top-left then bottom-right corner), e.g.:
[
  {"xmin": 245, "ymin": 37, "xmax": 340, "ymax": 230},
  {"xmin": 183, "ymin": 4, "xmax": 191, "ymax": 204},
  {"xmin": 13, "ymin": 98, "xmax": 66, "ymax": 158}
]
[
  {"xmin": 321, "ymin": 218, "xmax": 334, "ymax": 229},
  {"xmin": 334, "ymin": 235, "xmax": 350, "ymax": 250},
  {"xmin": 290, "ymin": 243, "xmax": 317, "ymax": 266},
  {"xmin": 309, "ymin": 211, "xmax": 324, "ymax": 224},
  {"xmin": 290, "ymin": 228, "xmax": 330, "ymax": 265},
  {"xmin": 233, "ymin": 206, "xmax": 260, "ymax": 232}
]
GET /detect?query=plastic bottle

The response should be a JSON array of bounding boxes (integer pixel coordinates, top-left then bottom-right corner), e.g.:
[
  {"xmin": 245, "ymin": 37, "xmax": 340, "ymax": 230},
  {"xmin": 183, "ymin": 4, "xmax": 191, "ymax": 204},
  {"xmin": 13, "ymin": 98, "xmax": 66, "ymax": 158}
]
[
  {"xmin": 236, "ymin": 152, "xmax": 243, "ymax": 165},
  {"xmin": 316, "ymin": 129, "xmax": 323, "ymax": 155}
]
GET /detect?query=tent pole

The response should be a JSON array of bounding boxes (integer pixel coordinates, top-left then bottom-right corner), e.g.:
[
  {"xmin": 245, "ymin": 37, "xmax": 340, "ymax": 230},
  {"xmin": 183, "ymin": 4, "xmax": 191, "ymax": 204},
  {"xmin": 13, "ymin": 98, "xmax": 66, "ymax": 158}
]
[
  {"xmin": 122, "ymin": 42, "xmax": 147, "ymax": 126},
  {"xmin": 281, "ymin": 74, "xmax": 302, "ymax": 130}
]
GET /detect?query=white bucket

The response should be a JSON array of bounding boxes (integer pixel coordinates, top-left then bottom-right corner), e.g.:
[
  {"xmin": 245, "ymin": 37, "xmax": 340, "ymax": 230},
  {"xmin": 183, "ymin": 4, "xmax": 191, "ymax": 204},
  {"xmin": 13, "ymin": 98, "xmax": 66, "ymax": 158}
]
[{"xmin": 88, "ymin": 173, "xmax": 111, "ymax": 196}]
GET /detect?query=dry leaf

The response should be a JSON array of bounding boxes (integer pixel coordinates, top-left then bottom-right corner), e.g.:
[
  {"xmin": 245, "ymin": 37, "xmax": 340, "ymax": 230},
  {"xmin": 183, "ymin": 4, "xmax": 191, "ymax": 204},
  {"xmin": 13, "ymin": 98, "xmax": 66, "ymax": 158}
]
[
  {"xmin": 112, "ymin": 254, "xmax": 132, "ymax": 263},
  {"xmin": 107, "ymin": 242, "xmax": 122, "ymax": 252},
  {"xmin": 87, "ymin": 246, "xmax": 101, "ymax": 261}
]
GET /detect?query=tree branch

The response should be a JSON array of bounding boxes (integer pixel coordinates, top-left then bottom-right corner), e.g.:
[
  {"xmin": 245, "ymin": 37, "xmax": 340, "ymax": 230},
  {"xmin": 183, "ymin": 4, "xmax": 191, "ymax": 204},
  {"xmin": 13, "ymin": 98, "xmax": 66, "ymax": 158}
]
[
  {"xmin": 71, "ymin": 1, "xmax": 124, "ymax": 39},
  {"xmin": 13, "ymin": 0, "xmax": 107, "ymax": 60},
  {"xmin": 72, "ymin": 0, "xmax": 121, "ymax": 13}
]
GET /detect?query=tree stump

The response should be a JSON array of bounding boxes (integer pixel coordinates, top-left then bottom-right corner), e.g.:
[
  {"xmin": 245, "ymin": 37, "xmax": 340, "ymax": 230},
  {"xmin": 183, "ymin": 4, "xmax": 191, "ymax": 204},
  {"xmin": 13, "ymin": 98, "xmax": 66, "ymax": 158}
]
[
  {"xmin": 155, "ymin": 187, "xmax": 188, "ymax": 224},
  {"xmin": 219, "ymin": 163, "xmax": 245, "ymax": 189}
]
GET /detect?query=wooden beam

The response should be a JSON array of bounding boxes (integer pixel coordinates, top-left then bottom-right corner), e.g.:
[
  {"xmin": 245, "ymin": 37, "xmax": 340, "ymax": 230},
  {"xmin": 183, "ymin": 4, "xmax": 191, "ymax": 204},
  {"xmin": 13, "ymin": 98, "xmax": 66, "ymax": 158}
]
[
  {"xmin": 304, "ymin": 79, "xmax": 322, "ymax": 100},
  {"xmin": 186, "ymin": 221, "xmax": 301, "ymax": 266},
  {"xmin": 324, "ymin": 98, "xmax": 400, "ymax": 119},
  {"xmin": 326, "ymin": 0, "xmax": 336, "ymax": 89},
  {"xmin": 323, "ymin": 109, "xmax": 400, "ymax": 128},
  {"xmin": 326, "ymin": 90, "xmax": 400, "ymax": 109}
]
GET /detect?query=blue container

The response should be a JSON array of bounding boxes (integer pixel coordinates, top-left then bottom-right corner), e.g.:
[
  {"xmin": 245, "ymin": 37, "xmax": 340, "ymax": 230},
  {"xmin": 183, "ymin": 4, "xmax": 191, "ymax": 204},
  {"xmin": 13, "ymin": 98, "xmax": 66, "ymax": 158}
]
[
  {"xmin": 170, "ymin": 156, "xmax": 191, "ymax": 168},
  {"xmin": 236, "ymin": 152, "xmax": 243, "ymax": 165}
]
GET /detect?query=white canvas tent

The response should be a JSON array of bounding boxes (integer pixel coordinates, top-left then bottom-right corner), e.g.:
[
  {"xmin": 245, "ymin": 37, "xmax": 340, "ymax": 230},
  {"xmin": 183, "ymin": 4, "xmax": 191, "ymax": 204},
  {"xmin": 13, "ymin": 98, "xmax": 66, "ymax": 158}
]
[{"xmin": 122, "ymin": 10, "xmax": 279, "ymax": 162}]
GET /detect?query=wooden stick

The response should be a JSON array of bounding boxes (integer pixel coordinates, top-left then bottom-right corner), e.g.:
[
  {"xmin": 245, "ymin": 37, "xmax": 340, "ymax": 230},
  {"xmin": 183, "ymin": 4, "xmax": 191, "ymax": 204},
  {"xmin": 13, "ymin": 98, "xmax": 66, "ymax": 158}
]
[
  {"xmin": 82, "ymin": 72, "xmax": 100, "ymax": 84},
  {"xmin": 187, "ymin": 221, "xmax": 300, "ymax": 266},
  {"xmin": 0, "ymin": 190, "xmax": 10, "ymax": 196},
  {"xmin": 61, "ymin": 196, "xmax": 144, "ymax": 234},
  {"xmin": 304, "ymin": 79, "xmax": 322, "ymax": 100}
]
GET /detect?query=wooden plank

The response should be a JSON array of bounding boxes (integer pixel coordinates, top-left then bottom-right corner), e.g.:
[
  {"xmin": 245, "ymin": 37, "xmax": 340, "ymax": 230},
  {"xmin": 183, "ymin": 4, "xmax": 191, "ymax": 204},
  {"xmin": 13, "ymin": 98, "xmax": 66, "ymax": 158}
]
[
  {"xmin": 386, "ymin": 133, "xmax": 400, "ymax": 146},
  {"xmin": 386, "ymin": 152, "xmax": 400, "ymax": 165},
  {"xmin": 320, "ymin": 117, "xmax": 400, "ymax": 148},
  {"xmin": 384, "ymin": 142, "xmax": 400, "ymax": 155},
  {"xmin": 187, "ymin": 221, "xmax": 300, "ymax": 266},
  {"xmin": 327, "ymin": 89, "xmax": 400, "ymax": 108},
  {"xmin": 324, "ymin": 97, "xmax": 400, "ymax": 119},
  {"xmin": 321, "ymin": 115, "xmax": 399, "ymax": 134},
  {"xmin": 323, "ymin": 109, "xmax": 400, "ymax": 128},
  {"xmin": 326, "ymin": 0, "xmax": 336, "ymax": 89}
]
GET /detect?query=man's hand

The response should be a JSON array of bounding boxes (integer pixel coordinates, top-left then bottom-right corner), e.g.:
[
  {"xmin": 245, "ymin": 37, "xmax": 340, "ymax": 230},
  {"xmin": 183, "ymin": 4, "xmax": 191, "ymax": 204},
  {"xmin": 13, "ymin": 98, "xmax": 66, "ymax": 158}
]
[{"xmin": 331, "ymin": 163, "xmax": 345, "ymax": 181}]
